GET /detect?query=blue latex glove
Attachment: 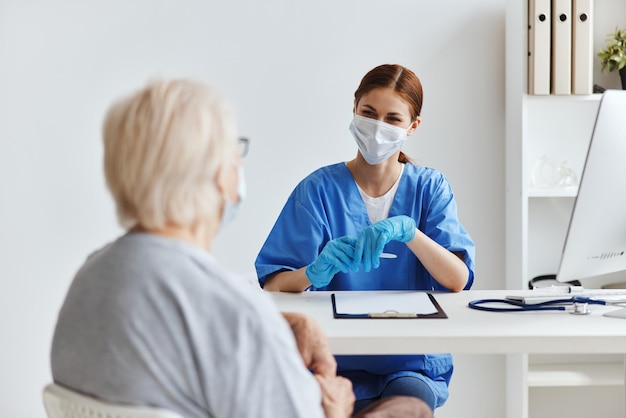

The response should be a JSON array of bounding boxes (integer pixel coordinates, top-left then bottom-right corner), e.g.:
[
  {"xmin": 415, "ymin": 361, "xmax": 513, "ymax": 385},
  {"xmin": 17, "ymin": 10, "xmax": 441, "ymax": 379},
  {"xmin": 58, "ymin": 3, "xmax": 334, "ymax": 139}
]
[
  {"xmin": 356, "ymin": 215, "xmax": 416, "ymax": 272},
  {"xmin": 305, "ymin": 236, "xmax": 360, "ymax": 288}
]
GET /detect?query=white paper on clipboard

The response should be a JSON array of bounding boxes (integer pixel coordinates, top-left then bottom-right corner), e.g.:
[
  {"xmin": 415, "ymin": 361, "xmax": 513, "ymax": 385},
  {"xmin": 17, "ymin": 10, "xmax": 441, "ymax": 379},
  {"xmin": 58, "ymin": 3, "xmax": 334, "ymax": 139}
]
[{"xmin": 333, "ymin": 292, "xmax": 438, "ymax": 315}]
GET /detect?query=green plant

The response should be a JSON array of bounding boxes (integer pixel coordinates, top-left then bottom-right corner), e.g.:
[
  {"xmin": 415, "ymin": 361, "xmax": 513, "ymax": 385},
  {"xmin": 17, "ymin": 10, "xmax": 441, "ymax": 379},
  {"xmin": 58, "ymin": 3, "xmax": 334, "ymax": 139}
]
[{"xmin": 598, "ymin": 27, "xmax": 626, "ymax": 73}]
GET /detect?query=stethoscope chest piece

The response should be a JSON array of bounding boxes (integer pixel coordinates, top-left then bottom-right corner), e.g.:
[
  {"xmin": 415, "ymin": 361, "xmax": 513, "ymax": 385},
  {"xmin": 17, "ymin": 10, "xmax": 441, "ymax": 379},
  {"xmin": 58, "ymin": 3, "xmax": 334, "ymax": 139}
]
[{"xmin": 570, "ymin": 302, "xmax": 591, "ymax": 315}]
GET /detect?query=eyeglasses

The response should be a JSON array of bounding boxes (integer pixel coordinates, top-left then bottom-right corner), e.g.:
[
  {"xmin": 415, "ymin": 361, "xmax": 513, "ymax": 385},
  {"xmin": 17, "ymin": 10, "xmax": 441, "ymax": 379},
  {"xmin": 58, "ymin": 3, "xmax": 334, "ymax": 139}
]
[{"xmin": 238, "ymin": 137, "xmax": 250, "ymax": 158}]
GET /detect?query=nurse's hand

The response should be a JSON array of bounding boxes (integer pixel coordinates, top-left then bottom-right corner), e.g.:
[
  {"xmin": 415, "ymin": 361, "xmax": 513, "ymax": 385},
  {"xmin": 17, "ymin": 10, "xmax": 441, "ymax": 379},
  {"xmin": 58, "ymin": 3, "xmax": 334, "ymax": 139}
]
[
  {"xmin": 356, "ymin": 215, "xmax": 416, "ymax": 272},
  {"xmin": 305, "ymin": 236, "xmax": 359, "ymax": 288}
]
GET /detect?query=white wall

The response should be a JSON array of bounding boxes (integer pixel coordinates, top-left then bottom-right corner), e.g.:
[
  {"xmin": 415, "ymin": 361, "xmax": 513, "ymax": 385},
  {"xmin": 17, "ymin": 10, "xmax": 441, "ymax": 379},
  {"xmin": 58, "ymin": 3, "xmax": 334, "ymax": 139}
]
[{"xmin": 0, "ymin": 1, "xmax": 506, "ymax": 416}]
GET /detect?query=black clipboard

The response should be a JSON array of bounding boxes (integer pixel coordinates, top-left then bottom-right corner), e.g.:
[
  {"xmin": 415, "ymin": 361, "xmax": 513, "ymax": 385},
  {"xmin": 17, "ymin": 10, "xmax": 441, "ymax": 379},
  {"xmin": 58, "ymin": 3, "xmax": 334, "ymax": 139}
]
[{"xmin": 331, "ymin": 293, "xmax": 448, "ymax": 319}]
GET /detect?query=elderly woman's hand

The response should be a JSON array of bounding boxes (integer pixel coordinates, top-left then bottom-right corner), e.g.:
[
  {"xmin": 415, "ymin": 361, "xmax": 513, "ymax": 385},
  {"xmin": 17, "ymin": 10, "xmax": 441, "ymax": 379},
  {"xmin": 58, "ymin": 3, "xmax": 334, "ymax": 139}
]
[
  {"xmin": 282, "ymin": 312, "xmax": 336, "ymax": 378},
  {"xmin": 315, "ymin": 374, "xmax": 355, "ymax": 418}
]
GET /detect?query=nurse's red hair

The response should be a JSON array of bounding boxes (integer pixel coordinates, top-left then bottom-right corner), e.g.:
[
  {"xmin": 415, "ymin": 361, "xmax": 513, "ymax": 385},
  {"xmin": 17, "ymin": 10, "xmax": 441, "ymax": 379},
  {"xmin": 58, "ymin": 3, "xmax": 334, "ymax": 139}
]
[{"xmin": 354, "ymin": 64, "xmax": 423, "ymax": 120}]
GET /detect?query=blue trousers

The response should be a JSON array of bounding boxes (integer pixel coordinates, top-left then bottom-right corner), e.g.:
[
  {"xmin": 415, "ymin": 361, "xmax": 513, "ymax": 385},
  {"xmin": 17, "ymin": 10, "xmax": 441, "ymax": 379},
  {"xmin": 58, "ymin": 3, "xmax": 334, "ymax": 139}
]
[{"xmin": 352, "ymin": 376, "xmax": 437, "ymax": 416}]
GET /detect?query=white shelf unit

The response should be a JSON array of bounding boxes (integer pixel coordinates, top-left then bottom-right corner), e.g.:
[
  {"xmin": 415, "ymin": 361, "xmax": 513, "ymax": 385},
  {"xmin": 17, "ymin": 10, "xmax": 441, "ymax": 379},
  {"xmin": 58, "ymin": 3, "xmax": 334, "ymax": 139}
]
[
  {"xmin": 528, "ymin": 362, "xmax": 624, "ymax": 387},
  {"xmin": 505, "ymin": 1, "xmax": 626, "ymax": 417}
]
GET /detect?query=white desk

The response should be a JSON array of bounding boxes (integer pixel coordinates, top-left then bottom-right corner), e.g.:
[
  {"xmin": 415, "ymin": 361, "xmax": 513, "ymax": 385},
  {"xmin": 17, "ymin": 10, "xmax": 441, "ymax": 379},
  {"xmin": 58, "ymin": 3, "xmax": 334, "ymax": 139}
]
[
  {"xmin": 271, "ymin": 290, "xmax": 626, "ymax": 355},
  {"xmin": 271, "ymin": 290, "xmax": 626, "ymax": 418}
]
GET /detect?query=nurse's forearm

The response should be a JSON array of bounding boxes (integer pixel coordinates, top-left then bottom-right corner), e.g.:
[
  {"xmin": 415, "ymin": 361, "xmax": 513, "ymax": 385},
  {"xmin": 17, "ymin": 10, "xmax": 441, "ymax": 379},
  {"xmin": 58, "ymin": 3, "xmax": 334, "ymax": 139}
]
[
  {"xmin": 263, "ymin": 268, "xmax": 312, "ymax": 292},
  {"xmin": 406, "ymin": 229, "xmax": 469, "ymax": 292}
]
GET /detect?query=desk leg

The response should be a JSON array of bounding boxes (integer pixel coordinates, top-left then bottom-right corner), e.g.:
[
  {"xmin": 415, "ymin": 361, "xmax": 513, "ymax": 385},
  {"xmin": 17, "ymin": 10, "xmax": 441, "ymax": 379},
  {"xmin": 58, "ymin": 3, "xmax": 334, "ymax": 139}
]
[{"xmin": 506, "ymin": 354, "xmax": 528, "ymax": 418}]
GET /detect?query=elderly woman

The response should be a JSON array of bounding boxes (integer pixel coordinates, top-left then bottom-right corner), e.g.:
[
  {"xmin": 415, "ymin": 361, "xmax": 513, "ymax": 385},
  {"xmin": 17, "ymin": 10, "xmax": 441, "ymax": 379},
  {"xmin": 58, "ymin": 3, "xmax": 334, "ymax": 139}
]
[{"xmin": 50, "ymin": 78, "xmax": 431, "ymax": 418}]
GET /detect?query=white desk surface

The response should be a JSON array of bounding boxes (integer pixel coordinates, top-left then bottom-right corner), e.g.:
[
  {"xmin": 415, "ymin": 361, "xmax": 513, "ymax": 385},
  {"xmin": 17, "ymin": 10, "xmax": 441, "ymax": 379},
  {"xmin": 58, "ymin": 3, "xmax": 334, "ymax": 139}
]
[{"xmin": 270, "ymin": 290, "xmax": 626, "ymax": 355}]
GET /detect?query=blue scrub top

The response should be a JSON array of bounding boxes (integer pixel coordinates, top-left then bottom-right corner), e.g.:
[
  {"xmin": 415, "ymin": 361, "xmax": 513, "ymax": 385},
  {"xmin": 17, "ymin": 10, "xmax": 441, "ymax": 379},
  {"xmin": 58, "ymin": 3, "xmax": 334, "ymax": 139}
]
[{"xmin": 255, "ymin": 162, "xmax": 475, "ymax": 407}]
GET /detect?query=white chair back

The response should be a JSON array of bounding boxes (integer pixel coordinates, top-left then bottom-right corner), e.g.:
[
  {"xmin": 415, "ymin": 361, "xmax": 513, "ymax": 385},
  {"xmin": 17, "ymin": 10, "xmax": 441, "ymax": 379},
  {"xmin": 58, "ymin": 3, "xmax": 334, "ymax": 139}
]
[{"xmin": 43, "ymin": 383, "xmax": 185, "ymax": 418}]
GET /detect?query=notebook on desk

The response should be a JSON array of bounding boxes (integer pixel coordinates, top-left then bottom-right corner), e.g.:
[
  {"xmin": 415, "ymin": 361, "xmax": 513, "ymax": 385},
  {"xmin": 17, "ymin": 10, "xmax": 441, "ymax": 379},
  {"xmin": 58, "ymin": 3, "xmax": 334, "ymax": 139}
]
[
  {"xmin": 506, "ymin": 287, "xmax": 626, "ymax": 304},
  {"xmin": 331, "ymin": 292, "xmax": 447, "ymax": 319}
]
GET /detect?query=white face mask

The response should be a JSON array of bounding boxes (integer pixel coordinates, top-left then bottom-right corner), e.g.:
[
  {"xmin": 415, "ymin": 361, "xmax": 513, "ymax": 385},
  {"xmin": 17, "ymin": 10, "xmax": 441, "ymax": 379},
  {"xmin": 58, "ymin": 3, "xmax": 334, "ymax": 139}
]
[
  {"xmin": 221, "ymin": 165, "xmax": 246, "ymax": 228},
  {"xmin": 349, "ymin": 114, "xmax": 408, "ymax": 165}
]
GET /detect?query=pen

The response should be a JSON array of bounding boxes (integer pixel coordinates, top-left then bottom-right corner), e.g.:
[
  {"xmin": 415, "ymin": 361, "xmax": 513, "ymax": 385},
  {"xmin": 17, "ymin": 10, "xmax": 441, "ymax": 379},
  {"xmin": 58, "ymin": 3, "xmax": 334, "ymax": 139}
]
[{"xmin": 380, "ymin": 253, "xmax": 397, "ymax": 259}]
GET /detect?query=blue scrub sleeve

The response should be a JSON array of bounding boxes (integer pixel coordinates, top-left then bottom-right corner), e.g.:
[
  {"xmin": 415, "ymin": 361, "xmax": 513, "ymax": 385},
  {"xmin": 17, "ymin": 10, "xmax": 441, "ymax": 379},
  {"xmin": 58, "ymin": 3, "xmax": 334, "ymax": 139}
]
[
  {"xmin": 419, "ymin": 176, "xmax": 476, "ymax": 290},
  {"xmin": 255, "ymin": 197, "xmax": 328, "ymax": 287}
]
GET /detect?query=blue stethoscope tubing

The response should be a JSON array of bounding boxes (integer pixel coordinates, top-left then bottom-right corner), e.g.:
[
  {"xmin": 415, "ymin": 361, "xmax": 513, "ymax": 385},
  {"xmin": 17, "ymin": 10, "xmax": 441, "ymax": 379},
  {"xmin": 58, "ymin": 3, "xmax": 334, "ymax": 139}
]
[{"xmin": 468, "ymin": 296, "xmax": 607, "ymax": 312}]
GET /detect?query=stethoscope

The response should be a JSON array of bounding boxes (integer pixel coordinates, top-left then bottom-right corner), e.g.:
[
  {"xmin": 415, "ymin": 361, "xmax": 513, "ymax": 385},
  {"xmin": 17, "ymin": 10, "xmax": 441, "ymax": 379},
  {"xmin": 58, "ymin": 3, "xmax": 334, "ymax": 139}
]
[{"xmin": 468, "ymin": 296, "xmax": 614, "ymax": 315}]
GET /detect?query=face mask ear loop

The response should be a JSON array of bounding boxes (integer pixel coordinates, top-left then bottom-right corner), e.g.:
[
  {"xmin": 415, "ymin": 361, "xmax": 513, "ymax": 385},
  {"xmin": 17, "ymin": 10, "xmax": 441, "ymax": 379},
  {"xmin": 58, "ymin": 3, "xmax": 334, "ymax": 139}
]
[{"xmin": 218, "ymin": 161, "xmax": 245, "ymax": 229}]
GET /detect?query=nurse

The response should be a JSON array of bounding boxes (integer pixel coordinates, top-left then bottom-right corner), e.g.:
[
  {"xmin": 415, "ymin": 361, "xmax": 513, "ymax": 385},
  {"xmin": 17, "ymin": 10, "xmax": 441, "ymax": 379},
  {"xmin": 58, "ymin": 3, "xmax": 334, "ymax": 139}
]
[{"xmin": 255, "ymin": 64, "xmax": 475, "ymax": 414}]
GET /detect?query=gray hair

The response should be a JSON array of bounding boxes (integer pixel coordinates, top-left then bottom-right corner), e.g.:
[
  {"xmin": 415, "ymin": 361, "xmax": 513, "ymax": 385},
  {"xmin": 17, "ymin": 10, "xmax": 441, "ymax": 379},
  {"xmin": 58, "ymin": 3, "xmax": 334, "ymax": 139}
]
[{"xmin": 102, "ymin": 78, "xmax": 237, "ymax": 230}]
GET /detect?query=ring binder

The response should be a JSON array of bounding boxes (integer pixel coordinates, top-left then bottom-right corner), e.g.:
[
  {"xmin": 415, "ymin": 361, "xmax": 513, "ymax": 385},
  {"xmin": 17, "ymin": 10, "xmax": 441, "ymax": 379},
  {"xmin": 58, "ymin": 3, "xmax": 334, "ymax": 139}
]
[
  {"xmin": 572, "ymin": 0, "xmax": 594, "ymax": 94},
  {"xmin": 528, "ymin": 0, "xmax": 551, "ymax": 95},
  {"xmin": 552, "ymin": 0, "xmax": 573, "ymax": 95}
]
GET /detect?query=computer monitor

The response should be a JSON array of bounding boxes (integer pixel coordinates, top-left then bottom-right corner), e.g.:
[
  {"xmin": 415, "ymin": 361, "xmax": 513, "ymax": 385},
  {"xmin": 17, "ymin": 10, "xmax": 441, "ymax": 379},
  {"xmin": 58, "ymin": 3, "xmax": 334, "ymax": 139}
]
[{"xmin": 556, "ymin": 90, "xmax": 626, "ymax": 288}]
